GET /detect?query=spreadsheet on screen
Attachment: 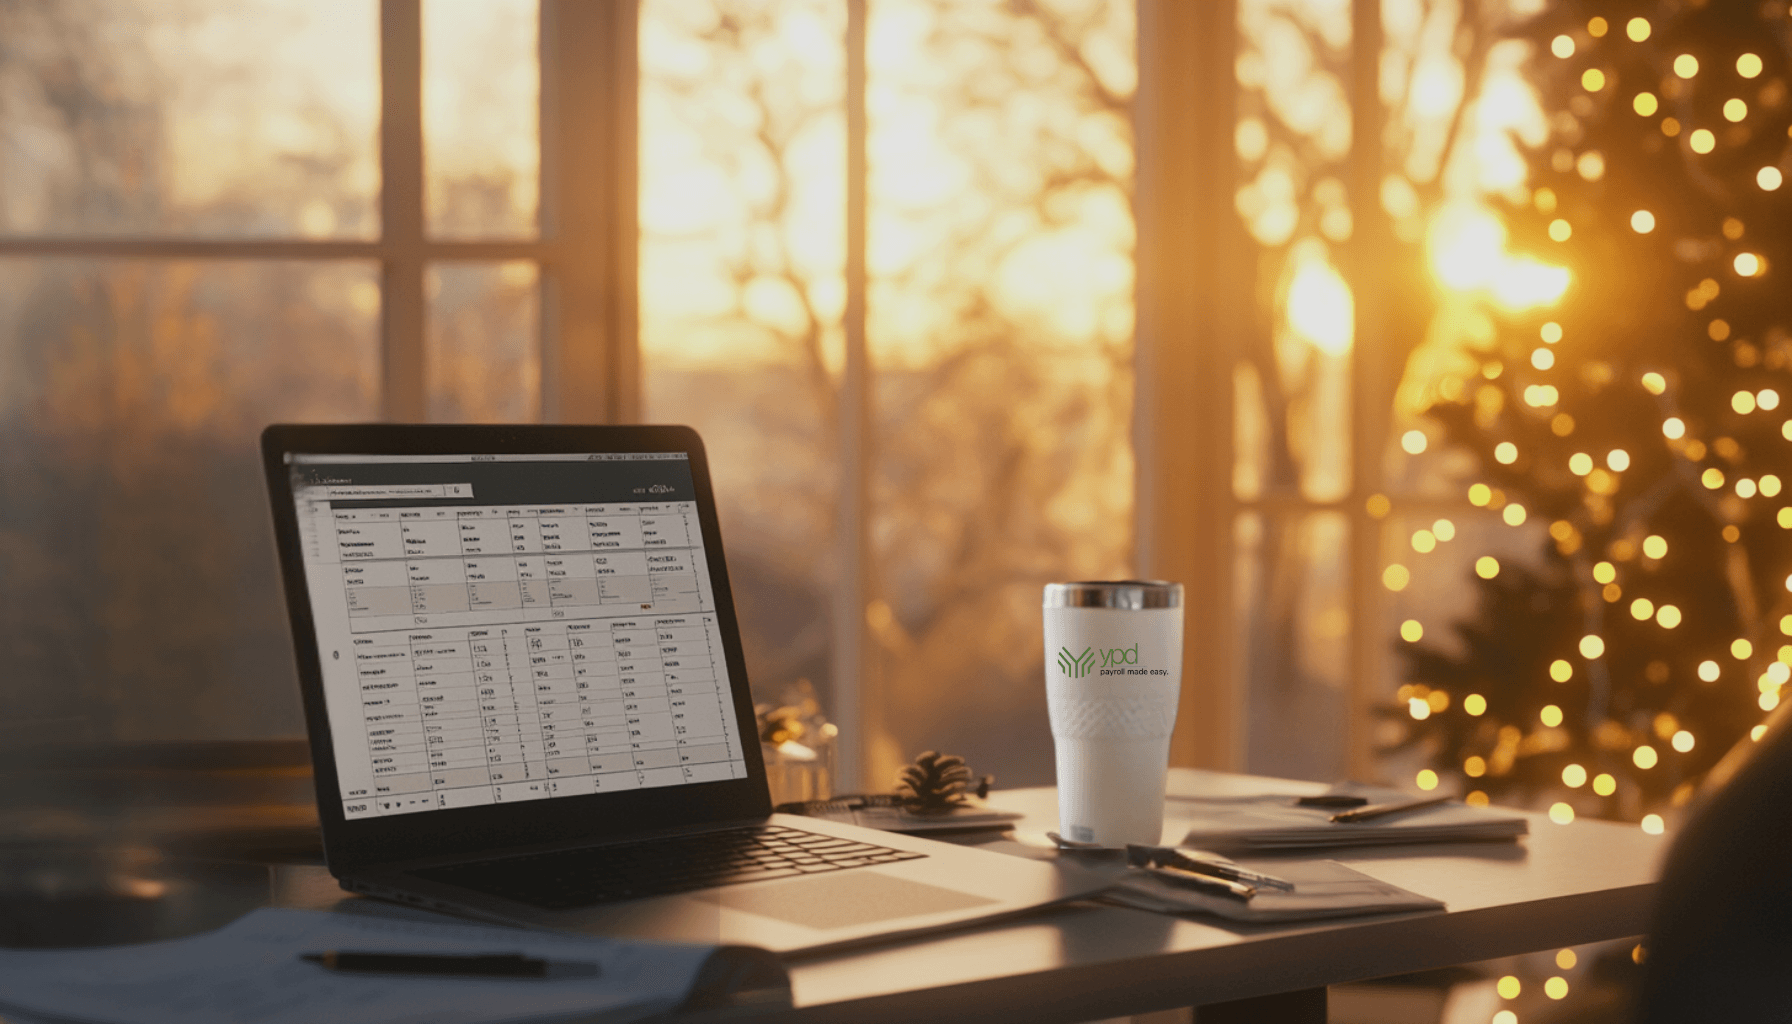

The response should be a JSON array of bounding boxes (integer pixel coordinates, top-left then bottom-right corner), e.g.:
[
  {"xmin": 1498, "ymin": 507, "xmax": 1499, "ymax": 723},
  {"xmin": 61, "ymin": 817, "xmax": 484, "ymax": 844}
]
[{"xmin": 286, "ymin": 453, "xmax": 749, "ymax": 820}]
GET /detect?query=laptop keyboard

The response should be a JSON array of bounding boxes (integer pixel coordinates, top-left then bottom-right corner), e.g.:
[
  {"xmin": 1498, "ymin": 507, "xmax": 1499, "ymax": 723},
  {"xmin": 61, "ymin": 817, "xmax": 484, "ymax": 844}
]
[{"xmin": 413, "ymin": 824, "xmax": 928, "ymax": 910}]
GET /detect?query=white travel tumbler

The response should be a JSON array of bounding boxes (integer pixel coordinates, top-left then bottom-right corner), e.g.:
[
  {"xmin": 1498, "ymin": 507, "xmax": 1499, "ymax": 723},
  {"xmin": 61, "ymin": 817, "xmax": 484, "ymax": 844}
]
[{"xmin": 1044, "ymin": 581, "xmax": 1184, "ymax": 846}]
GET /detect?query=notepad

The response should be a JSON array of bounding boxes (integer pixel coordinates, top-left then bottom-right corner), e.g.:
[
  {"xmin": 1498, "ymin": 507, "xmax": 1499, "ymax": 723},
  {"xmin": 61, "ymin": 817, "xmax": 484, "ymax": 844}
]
[
  {"xmin": 0, "ymin": 907, "xmax": 789, "ymax": 1024},
  {"xmin": 1102, "ymin": 858, "xmax": 1446, "ymax": 923},
  {"xmin": 1174, "ymin": 783, "xmax": 1528, "ymax": 853}
]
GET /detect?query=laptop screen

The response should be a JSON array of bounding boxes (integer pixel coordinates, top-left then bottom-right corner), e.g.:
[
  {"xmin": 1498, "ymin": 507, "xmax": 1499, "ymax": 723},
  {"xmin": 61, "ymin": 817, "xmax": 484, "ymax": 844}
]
[{"xmin": 285, "ymin": 451, "xmax": 751, "ymax": 820}]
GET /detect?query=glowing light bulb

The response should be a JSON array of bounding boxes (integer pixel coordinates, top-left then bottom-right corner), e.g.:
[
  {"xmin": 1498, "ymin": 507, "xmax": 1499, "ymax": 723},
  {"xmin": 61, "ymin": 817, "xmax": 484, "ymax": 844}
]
[
  {"xmin": 1503, "ymin": 504, "xmax": 1527, "ymax": 526},
  {"xmin": 1704, "ymin": 467, "xmax": 1726, "ymax": 489},
  {"xmin": 1549, "ymin": 218, "xmax": 1573, "ymax": 241},
  {"xmin": 1532, "ymin": 347, "xmax": 1556, "ymax": 369},
  {"xmin": 1734, "ymin": 638, "xmax": 1754, "ymax": 659},
  {"xmin": 1411, "ymin": 529, "xmax": 1437, "ymax": 553},
  {"xmin": 1672, "ymin": 730, "xmax": 1695, "ymax": 752},
  {"xmin": 1608, "ymin": 449, "xmax": 1631, "ymax": 471},
  {"xmin": 1631, "ymin": 210, "xmax": 1655, "ymax": 233},
  {"xmin": 1558, "ymin": 949, "xmax": 1579, "ymax": 970},
  {"xmin": 1634, "ymin": 92, "xmax": 1659, "ymax": 116},
  {"xmin": 1593, "ymin": 773, "xmax": 1617, "ymax": 796},
  {"xmin": 1761, "ymin": 391, "xmax": 1782, "ymax": 411},
  {"xmin": 1699, "ymin": 660, "xmax": 1720, "ymax": 681},
  {"xmin": 1690, "ymin": 129, "xmax": 1716, "ymax": 154},
  {"xmin": 1563, "ymin": 764, "xmax": 1587, "ymax": 787},
  {"xmin": 1663, "ymin": 417, "xmax": 1685, "ymax": 439},
  {"xmin": 1736, "ymin": 390, "xmax": 1759, "ymax": 414},
  {"xmin": 1409, "ymin": 697, "xmax": 1430, "ymax": 720},
  {"xmin": 1631, "ymin": 597, "xmax": 1655, "ymax": 620},
  {"xmin": 1582, "ymin": 68, "xmax": 1606, "ymax": 91},
  {"xmin": 1643, "ymin": 535, "xmax": 1667, "ymax": 559},
  {"xmin": 1739, "ymin": 478, "xmax": 1759, "ymax": 498},
  {"xmin": 1593, "ymin": 561, "xmax": 1616, "ymax": 584},
  {"xmin": 1541, "ymin": 322, "xmax": 1563, "ymax": 343},
  {"xmin": 1498, "ymin": 976, "xmax": 1522, "ymax": 999},
  {"xmin": 1495, "ymin": 442, "xmax": 1518, "ymax": 464},
  {"xmin": 1642, "ymin": 814, "xmax": 1665, "ymax": 834},
  {"xmin": 1570, "ymin": 453, "xmax": 1594, "ymax": 475},
  {"xmin": 1476, "ymin": 556, "xmax": 1500, "ymax": 579},
  {"xmin": 1416, "ymin": 769, "xmax": 1439, "ymax": 789},
  {"xmin": 1433, "ymin": 518, "xmax": 1456, "ymax": 541},
  {"xmin": 1736, "ymin": 252, "xmax": 1763, "ymax": 276},
  {"xmin": 1551, "ymin": 659, "xmax": 1573, "ymax": 682},
  {"xmin": 1725, "ymin": 98, "xmax": 1749, "ymax": 122},
  {"xmin": 1541, "ymin": 704, "xmax": 1565, "ymax": 727},
  {"xmin": 1634, "ymin": 745, "xmax": 1659, "ymax": 769},
  {"xmin": 1642, "ymin": 372, "xmax": 1666, "ymax": 394},
  {"xmin": 1546, "ymin": 976, "xmax": 1570, "ymax": 1000},
  {"xmin": 1552, "ymin": 34, "xmax": 1576, "ymax": 58},
  {"xmin": 1384, "ymin": 564, "xmax": 1410, "ymax": 591},
  {"xmin": 1468, "ymin": 483, "xmax": 1491, "ymax": 506},
  {"xmin": 1465, "ymin": 755, "xmax": 1486, "ymax": 777},
  {"xmin": 1675, "ymin": 54, "xmax": 1699, "ymax": 78},
  {"xmin": 1626, "ymin": 17, "xmax": 1650, "ymax": 41},
  {"xmin": 1549, "ymin": 802, "xmax": 1575, "ymax": 824},
  {"xmin": 1402, "ymin": 430, "xmax": 1427, "ymax": 454},
  {"xmin": 1739, "ymin": 53, "xmax": 1764, "ymax": 78},
  {"xmin": 1581, "ymin": 635, "xmax": 1605, "ymax": 659},
  {"xmin": 1761, "ymin": 167, "xmax": 1784, "ymax": 191},
  {"xmin": 1400, "ymin": 620, "xmax": 1424, "ymax": 642},
  {"xmin": 1657, "ymin": 605, "xmax": 1683, "ymax": 628}
]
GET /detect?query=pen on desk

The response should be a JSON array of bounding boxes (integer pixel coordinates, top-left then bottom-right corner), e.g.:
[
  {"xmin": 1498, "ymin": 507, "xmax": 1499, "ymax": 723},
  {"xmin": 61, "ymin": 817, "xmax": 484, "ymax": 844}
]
[
  {"xmin": 1124, "ymin": 845, "xmax": 1296, "ymax": 891},
  {"xmin": 1139, "ymin": 863, "xmax": 1257, "ymax": 900},
  {"xmin": 302, "ymin": 951, "xmax": 602, "ymax": 979},
  {"xmin": 1330, "ymin": 795, "xmax": 1452, "ymax": 823}
]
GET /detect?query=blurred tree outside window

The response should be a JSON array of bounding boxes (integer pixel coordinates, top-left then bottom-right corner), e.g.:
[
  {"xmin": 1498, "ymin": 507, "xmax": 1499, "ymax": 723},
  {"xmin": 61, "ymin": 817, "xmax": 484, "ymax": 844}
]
[{"xmin": 641, "ymin": 0, "xmax": 1134, "ymax": 788}]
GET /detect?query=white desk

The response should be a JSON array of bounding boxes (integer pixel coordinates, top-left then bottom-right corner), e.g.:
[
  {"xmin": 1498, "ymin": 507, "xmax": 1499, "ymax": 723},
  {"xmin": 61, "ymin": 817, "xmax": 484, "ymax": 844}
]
[
  {"xmin": 258, "ymin": 768, "xmax": 1665, "ymax": 1023},
  {"xmin": 775, "ymin": 769, "xmax": 1666, "ymax": 1023}
]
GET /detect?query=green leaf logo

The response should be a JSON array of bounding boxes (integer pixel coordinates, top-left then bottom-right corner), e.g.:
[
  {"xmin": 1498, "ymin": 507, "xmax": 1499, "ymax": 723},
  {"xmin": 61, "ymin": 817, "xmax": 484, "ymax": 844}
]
[{"xmin": 1057, "ymin": 645, "xmax": 1095, "ymax": 679}]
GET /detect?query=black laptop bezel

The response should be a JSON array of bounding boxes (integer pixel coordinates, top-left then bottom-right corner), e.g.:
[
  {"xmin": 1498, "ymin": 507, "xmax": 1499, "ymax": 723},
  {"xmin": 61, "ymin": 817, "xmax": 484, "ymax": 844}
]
[{"xmin": 262, "ymin": 424, "xmax": 772, "ymax": 875}]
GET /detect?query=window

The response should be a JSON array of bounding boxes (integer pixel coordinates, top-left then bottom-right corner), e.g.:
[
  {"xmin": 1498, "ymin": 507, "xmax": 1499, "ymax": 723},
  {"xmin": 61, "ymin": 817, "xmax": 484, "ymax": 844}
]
[
  {"xmin": 0, "ymin": 0, "xmax": 1533, "ymax": 788},
  {"xmin": 0, "ymin": 0, "xmax": 634, "ymax": 742}
]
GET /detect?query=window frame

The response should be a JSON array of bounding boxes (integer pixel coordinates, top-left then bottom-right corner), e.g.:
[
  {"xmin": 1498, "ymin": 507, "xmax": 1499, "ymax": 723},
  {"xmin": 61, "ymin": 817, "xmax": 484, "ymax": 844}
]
[{"xmin": 0, "ymin": 0, "xmax": 640, "ymax": 426}]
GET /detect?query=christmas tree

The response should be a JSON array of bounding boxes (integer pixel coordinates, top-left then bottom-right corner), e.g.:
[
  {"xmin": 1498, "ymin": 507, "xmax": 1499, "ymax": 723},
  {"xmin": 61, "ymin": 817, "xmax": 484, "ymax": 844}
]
[{"xmin": 1391, "ymin": 0, "xmax": 1792, "ymax": 830}]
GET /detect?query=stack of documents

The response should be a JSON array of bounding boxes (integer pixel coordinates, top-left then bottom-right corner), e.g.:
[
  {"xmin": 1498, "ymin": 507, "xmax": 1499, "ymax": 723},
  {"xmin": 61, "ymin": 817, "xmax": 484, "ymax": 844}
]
[
  {"xmin": 0, "ymin": 907, "xmax": 789, "ymax": 1024},
  {"xmin": 1175, "ymin": 783, "xmax": 1528, "ymax": 853}
]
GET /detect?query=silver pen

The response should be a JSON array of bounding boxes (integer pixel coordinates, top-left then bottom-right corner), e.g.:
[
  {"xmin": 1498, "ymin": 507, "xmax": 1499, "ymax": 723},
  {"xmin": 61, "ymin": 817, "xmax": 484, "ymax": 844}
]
[{"xmin": 1125, "ymin": 844, "xmax": 1296, "ymax": 891}]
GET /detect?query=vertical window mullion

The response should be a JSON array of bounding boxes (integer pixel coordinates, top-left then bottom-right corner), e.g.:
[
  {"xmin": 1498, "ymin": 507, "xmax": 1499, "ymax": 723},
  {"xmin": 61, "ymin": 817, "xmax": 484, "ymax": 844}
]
[
  {"xmin": 539, "ymin": 0, "xmax": 637, "ymax": 426},
  {"xmin": 1134, "ymin": 0, "xmax": 1243, "ymax": 771},
  {"xmin": 1345, "ymin": 0, "xmax": 1387, "ymax": 779},
  {"xmin": 833, "ymin": 0, "xmax": 874, "ymax": 791},
  {"xmin": 381, "ymin": 0, "xmax": 427, "ymax": 422}
]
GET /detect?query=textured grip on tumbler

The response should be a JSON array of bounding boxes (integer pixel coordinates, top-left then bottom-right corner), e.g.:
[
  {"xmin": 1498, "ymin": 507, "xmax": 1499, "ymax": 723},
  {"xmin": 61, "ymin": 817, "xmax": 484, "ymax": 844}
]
[{"xmin": 1048, "ymin": 695, "xmax": 1179, "ymax": 739}]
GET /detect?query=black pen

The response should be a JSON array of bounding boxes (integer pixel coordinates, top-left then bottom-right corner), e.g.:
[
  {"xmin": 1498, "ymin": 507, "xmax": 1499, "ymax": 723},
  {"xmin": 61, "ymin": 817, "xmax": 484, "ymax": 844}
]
[
  {"xmin": 1330, "ymin": 795, "xmax": 1452, "ymax": 823},
  {"xmin": 302, "ymin": 951, "xmax": 602, "ymax": 979}
]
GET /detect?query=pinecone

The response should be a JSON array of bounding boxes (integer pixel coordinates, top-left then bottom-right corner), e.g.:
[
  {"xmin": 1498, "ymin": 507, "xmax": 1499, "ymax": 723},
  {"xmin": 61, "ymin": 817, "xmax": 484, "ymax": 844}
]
[{"xmin": 895, "ymin": 751, "xmax": 977, "ymax": 812}]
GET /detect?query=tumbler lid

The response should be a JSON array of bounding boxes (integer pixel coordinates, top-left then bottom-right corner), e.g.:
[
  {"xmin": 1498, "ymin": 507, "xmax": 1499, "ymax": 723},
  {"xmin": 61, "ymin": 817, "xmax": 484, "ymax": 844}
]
[{"xmin": 1043, "ymin": 580, "xmax": 1183, "ymax": 609}]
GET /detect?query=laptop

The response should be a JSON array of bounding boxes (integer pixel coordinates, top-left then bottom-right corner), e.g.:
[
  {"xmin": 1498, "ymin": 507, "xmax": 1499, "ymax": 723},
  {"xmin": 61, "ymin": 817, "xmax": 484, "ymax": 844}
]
[{"xmin": 261, "ymin": 424, "xmax": 1103, "ymax": 956}]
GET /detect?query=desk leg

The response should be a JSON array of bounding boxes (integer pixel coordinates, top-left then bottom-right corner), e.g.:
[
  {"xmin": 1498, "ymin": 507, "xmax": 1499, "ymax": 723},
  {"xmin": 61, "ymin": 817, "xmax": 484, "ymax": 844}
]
[{"xmin": 1192, "ymin": 987, "xmax": 1326, "ymax": 1024}]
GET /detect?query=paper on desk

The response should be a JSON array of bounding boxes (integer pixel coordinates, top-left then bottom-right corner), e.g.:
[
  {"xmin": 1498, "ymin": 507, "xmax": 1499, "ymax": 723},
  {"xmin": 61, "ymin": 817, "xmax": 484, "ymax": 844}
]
[
  {"xmin": 0, "ymin": 907, "xmax": 785, "ymax": 1024},
  {"xmin": 1102, "ymin": 858, "xmax": 1444, "ymax": 923},
  {"xmin": 1175, "ymin": 782, "xmax": 1527, "ymax": 853}
]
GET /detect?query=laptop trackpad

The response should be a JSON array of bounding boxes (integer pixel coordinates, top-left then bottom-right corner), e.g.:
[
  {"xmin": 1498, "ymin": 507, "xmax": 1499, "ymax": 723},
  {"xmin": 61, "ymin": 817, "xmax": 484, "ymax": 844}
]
[{"xmin": 702, "ymin": 872, "xmax": 997, "ymax": 930}]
